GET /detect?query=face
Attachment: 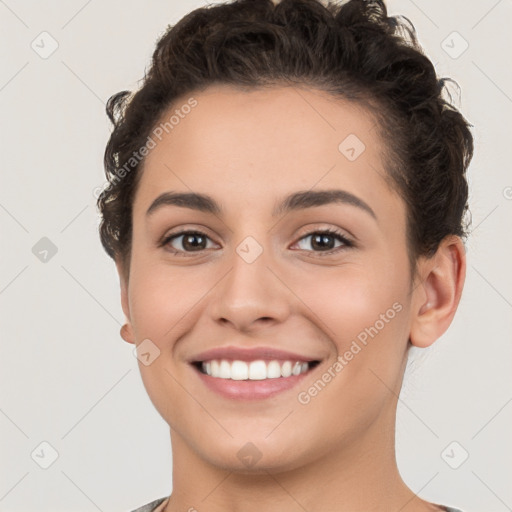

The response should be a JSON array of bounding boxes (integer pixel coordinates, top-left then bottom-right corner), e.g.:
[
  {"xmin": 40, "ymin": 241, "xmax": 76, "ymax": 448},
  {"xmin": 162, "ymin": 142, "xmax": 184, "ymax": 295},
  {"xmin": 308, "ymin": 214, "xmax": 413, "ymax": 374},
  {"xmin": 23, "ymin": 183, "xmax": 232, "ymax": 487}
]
[{"xmin": 118, "ymin": 84, "xmax": 419, "ymax": 472}]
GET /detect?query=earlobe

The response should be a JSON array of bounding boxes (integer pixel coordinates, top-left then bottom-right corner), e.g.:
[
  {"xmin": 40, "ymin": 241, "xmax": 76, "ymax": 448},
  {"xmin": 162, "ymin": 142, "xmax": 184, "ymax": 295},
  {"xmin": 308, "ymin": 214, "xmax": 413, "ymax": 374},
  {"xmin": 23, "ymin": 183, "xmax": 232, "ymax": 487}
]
[
  {"xmin": 120, "ymin": 323, "xmax": 136, "ymax": 344},
  {"xmin": 409, "ymin": 236, "xmax": 466, "ymax": 349}
]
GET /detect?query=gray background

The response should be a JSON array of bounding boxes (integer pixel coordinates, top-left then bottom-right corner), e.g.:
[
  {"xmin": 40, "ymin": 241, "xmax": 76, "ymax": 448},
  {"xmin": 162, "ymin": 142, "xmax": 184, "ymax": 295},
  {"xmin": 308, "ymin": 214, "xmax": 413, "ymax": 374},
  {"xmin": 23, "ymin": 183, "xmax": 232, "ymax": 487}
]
[{"xmin": 1, "ymin": 0, "xmax": 511, "ymax": 511}]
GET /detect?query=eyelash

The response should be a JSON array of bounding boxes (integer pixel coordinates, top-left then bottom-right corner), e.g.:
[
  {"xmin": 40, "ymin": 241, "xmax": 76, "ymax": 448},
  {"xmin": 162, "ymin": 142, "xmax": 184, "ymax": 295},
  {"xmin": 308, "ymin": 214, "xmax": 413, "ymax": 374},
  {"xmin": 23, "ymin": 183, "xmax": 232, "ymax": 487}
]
[{"xmin": 159, "ymin": 228, "xmax": 354, "ymax": 258}]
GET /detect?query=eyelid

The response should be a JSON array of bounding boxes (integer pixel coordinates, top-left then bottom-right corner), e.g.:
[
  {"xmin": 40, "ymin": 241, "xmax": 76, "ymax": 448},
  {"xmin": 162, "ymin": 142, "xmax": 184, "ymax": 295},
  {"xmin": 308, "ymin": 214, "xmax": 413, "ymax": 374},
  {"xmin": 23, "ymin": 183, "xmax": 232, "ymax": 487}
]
[
  {"xmin": 295, "ymin": 224, "xmax": 354, "ymax": 243},
  {"xmin": 159, "ymin": 224, "xmax": 218, "ymax": 243}
]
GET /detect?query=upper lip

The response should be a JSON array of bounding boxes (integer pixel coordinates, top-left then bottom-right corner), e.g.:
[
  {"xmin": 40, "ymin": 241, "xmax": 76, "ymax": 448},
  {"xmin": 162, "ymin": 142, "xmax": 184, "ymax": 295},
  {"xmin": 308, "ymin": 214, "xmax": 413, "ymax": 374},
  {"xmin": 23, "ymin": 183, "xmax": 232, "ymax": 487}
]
[{"xmin": 189, "ymin": 346, "xmax": 322, "ymax": 363}]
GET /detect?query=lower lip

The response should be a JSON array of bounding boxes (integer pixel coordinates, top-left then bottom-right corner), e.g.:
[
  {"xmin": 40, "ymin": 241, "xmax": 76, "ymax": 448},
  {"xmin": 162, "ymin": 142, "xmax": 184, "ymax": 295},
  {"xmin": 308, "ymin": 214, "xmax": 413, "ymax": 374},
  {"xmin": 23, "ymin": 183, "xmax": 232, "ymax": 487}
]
[{"xmin": 192, "ymin": 365, "xmax": 315, "ymax": 400}]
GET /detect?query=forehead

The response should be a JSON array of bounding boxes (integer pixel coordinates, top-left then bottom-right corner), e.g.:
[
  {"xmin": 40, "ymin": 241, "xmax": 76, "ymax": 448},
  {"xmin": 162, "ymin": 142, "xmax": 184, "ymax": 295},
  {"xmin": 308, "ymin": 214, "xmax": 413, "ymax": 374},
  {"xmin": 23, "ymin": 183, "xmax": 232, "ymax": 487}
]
[{"xmin": 133, "ymin": 84, "xmax": 399, "ymax": 221}]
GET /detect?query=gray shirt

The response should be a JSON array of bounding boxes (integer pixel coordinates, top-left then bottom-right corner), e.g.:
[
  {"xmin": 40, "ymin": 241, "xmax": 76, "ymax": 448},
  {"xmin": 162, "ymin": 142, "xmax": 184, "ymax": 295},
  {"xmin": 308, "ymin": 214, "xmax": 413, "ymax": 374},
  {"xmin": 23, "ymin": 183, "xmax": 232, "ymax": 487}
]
[{"xmin": 129, "ymin": 496, "xmax": 465, "ymax": 512}]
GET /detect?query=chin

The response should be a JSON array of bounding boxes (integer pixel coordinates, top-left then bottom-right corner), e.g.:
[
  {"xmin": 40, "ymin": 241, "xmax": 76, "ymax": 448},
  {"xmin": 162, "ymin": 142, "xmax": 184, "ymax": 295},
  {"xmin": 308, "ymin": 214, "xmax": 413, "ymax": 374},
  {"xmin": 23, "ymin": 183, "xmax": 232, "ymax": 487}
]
[{"xmin": 191, "ymin": 433, "xmax": 319, "ymax": 475}]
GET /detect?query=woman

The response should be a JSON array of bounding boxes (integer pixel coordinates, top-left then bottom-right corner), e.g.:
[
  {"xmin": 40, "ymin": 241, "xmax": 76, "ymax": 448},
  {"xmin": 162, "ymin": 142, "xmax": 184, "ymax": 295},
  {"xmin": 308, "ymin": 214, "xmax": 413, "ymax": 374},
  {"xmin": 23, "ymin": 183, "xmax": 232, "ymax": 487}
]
[{"xmin": 97, "ymin": 0, "xmax": 473, "ymax": 510}]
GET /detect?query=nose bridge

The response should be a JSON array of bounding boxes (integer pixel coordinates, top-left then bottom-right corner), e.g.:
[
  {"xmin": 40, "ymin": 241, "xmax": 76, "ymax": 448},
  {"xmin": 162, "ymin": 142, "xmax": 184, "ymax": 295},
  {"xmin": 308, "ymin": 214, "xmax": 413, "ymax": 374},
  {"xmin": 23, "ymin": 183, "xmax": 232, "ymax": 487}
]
[{"xmin": 208, "ymin": 230, "xmax": 291, "ymax": 330}]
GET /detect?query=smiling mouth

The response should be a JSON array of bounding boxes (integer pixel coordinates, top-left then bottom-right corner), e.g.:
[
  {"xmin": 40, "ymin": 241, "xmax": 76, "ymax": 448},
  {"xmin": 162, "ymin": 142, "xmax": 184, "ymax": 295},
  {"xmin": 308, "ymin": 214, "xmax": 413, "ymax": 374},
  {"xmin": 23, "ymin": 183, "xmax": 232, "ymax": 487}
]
[{"xmin": 192, "ymin": 359, "xmax": 321, "ymax": 380}]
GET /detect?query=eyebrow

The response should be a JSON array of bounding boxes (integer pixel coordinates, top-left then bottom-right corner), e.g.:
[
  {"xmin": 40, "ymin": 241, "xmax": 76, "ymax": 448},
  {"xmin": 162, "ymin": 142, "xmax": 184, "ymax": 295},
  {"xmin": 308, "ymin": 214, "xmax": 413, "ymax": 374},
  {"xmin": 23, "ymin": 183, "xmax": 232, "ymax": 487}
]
[{"xmin": 146, "ymin": 189, "xmax": 377, "ymax": 221}]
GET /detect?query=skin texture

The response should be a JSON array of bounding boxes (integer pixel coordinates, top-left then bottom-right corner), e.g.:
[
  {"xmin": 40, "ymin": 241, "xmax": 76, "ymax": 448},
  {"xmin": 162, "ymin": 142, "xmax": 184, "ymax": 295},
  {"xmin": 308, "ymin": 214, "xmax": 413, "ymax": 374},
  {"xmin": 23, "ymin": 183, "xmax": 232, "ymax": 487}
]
[{"xmin": 116, "ymin": 85, "xmax": 466, "ymax": 512}]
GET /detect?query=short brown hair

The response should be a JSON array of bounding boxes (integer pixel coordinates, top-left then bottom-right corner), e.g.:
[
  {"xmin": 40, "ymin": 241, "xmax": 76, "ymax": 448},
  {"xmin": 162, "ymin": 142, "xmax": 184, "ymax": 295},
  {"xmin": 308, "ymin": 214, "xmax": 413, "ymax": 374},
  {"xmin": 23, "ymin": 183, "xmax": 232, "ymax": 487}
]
[{"xmin": 97, "ymin": 0, "xmax": 474, "ymax": 279}]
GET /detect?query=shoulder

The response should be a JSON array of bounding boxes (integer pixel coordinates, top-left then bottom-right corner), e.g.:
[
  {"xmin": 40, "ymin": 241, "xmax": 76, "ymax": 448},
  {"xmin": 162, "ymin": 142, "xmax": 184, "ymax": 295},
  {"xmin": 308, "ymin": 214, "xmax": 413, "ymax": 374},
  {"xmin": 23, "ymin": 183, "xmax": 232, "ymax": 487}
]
[
  {"xmin": 127, "ymin": 498, "xmax": 465, "ymax": 512},
  {"xmin": 128, "ymin": 496, "xmax": 168, "ymax": 512}
]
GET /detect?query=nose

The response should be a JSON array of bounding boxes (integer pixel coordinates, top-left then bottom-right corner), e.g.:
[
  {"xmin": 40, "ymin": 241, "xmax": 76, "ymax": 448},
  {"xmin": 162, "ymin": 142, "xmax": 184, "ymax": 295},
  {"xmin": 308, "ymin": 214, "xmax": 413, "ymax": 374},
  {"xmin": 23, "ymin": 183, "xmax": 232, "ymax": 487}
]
[{"xmin": 207, "ymin": 241, "xmax": 292, "ymax": 333}]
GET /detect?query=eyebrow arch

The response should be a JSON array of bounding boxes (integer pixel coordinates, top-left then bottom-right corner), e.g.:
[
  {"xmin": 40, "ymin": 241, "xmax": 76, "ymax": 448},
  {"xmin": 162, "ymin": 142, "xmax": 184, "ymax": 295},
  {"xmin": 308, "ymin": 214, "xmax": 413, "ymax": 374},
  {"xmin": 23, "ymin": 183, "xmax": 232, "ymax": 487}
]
[{"xmin": 146, "ymin": 189, "xmax": 377, "ymax": 221}]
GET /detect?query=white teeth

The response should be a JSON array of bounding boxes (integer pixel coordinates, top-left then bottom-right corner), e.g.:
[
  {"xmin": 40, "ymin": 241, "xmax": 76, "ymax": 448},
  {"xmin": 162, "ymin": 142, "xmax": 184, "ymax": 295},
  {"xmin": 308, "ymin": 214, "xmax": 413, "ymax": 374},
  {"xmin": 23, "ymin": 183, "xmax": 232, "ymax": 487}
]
[
  {"xmin": 219, "ymin": 360, "xmax": 231, "ymax": 379},
  {"xmin": 248, "ymin": 360, "xmax": 267, "ymax": 380},
  {"xmin": 231, "ymin": 360, "xmax": 248, "ymax": 380},
  {"xmin": 281, "ymin": 361, "xmax": 292, "ymax": 377},
  {"xmin": 200, "ymin": 359, "xmax": 313, "ymax": 380},
  {"xmin": 266, "ymin": 360, "xmax": 281, "ymax": 379}
]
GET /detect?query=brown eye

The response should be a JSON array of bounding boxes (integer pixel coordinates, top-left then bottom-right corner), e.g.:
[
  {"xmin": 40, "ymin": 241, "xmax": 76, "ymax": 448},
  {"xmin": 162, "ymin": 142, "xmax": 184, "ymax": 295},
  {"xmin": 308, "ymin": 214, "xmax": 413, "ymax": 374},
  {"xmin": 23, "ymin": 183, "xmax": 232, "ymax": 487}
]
[
  {"xmin": 293, "ymin": 229, "xmax": 353, "ymax": 256},
  {"xmin": 160, "ymin": 227, "xmax": 353, "ymax": 257},
  {"xmin": 161, "ymin": 230, "xmax": 215, "ymax": 254}
]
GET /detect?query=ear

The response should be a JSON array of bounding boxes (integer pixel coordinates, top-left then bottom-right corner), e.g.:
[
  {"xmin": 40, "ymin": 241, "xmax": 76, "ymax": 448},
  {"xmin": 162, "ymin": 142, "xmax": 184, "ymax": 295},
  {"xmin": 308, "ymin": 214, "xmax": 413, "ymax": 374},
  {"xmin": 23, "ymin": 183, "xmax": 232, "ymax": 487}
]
[
  {"xmin": 115, "ymin": 258, "xmax": 136, "ymax": 345},
  {"xmin": 409, "ymin": 235, "xmax": 466, "ymax": 348}
]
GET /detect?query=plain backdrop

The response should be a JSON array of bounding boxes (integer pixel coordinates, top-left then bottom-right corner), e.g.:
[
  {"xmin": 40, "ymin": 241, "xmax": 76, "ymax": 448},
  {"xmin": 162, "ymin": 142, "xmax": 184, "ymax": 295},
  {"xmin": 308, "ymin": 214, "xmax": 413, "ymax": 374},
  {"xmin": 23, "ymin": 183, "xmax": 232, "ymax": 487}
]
[{"xmin": 0, "ymin": 1, "xmax": 511, "ymax": 511}]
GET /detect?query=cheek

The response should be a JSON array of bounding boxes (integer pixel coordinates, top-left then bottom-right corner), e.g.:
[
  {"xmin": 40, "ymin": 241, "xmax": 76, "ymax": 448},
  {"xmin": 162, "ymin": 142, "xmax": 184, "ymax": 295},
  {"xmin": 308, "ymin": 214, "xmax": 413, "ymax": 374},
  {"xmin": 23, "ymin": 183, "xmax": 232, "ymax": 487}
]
[
  {"xmin": 290, "ymin": 269, "xmax": 408, "ymax": 436},
  {"xmin": 290, "ymin": 261, "xmax": 410, "ymax": 400},
  {"xmin": 127, "ymin": 261, "xmax": 182, "ymax": 343},
  {"xmin": 291, "ymin": 263, "xmax": 404, "ymax": 337}
]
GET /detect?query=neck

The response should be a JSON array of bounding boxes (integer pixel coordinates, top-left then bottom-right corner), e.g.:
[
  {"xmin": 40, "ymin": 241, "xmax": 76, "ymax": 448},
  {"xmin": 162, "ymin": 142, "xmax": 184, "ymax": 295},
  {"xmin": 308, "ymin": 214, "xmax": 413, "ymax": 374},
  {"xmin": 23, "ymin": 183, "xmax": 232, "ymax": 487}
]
[{"xmin": 162, "ymin": 403, "xmax": 437, "ymax": 512}]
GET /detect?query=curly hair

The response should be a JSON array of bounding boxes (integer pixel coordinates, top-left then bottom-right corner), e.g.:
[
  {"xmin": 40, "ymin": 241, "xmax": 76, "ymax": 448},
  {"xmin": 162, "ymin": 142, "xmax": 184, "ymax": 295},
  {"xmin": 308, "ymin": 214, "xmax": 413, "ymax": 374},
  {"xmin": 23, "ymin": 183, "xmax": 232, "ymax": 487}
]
[{"xmin": 97, "ymin": 0, "xmax": 474, "ymax": 281}]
